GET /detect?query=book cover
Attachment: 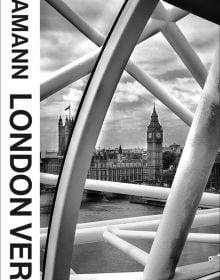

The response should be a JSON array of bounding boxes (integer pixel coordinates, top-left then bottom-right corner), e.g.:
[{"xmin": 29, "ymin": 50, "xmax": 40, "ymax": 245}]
[{"xmin": 1, "ymin": 0, "xmax": 220, "ymax": 279}]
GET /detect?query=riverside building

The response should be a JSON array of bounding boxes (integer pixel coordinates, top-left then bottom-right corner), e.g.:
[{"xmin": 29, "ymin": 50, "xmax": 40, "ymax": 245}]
[
  {"xmin": 40, "ymin": 105, "xmax": 220, "ymax": 192},
  {"xmin": 41, "ymin": 106, "xmax": 164, "ymax": 184}
]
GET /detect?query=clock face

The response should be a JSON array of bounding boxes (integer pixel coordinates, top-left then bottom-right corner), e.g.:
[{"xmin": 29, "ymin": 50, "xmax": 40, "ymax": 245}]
[
  {"xmin": 148, "ymin": 132, "xmax": 152, "ymax": 139},
  {"xmin": 156, "ymin": 132, "xmax": 161, "ymax": 138}
]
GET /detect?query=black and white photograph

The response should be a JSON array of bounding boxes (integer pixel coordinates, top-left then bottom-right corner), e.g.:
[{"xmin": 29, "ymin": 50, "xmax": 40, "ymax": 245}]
[{"xmin": 1, "ymin": 0, "xmax": 220, "ymax": 280}]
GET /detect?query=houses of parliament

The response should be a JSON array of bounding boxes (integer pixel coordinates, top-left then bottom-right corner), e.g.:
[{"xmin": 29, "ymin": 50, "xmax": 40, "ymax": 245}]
[
  {"xmin": 40, "ymin": 105, "xmax": 220, "ymax": 190},
  {"xmin": 41, "ymin": 105, "xmax": 164, "ymax": 184}
]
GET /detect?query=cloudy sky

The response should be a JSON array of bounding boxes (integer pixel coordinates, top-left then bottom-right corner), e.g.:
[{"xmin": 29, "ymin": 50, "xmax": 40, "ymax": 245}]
[{"xmin": 40, "ymin": 0, "xmax": 219, "ymax": 151}]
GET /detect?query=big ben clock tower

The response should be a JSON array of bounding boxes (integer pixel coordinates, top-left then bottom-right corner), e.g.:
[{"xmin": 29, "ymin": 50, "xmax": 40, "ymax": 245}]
[{"xmin": 147, "ymin": 104, "xmax": 163, "ymax": 183}]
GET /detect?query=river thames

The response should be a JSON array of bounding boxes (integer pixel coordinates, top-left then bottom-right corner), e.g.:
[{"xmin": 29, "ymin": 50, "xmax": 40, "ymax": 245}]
[{"xmin": 40, "ymin": 197, "xmax": 219, "ymax": 273}]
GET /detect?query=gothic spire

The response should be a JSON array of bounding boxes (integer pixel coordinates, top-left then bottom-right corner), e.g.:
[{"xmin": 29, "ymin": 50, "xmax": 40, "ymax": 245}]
[
  {"xmin": 151, "ymin": 102, "xmax": 158, "ymax": 118},
  {"xmin": 58, "ymin": 115, "xmax": 63, "ymax": 125},
  {"xmin": 148, "ymin": 103, "xmax": 161, "ymax": 129},
  {"xmin": 119, "ymin": 145, "xmax": 122, "ymax": 154}
]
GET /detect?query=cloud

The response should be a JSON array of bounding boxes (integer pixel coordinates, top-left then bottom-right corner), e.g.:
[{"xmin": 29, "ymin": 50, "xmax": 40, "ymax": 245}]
[
  {"xmin": 65, "ymin": 0, "xmax": 124, "ymax": 33},
  {"xmin": 154, "ymin": 68, "xmax": 191, "ymax": 81}
]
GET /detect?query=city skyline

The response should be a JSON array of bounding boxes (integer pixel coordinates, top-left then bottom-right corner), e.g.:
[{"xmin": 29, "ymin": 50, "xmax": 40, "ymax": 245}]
[
  {"xmin": 41, "ymin": 105, "xmax": 183, "ymax": 152},
  {"xmin": 40, "ymin": 0, "xmax": 218, "ymax": 151}
]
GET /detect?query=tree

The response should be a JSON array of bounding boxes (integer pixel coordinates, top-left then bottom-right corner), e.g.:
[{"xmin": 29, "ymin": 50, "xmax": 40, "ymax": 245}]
[
  {"xmin": 163, "ymin": 169, "xmax": 176, "ymax": 187},
  {"xmin": 163, "ymin": 151, "xmax": 176, "ymax": 170}
]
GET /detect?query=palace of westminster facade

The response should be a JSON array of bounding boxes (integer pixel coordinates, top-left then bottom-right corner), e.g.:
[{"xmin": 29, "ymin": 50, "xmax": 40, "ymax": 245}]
[{"xmin": 41, "ymin": 106, "xmax": 220, "ymax": 189}]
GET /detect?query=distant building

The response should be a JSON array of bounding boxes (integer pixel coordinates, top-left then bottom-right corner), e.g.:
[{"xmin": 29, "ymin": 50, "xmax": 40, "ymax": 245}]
[
  {"xmin": 58, "ymin": 115, "xmax": 74, "ymax": 156},
  {"xmin": 40, "ymin": 152, "xmax": 62, "ymax": 175},
  {"xmin": 146, "ymin": 104, "xmax": 163, "ymax": 183},
  {"xmin": 41, "ymin": 105, "xmax": 220, "ymax": 192},
  {"xmin": 163, "ymin": 143, "xmax": 183, "ymax": 155},
  {"xmin": 206, "ymin": 153, "xmax": 220, "ymax": 192},
  {"xmin": 88, "ymin": 149, "xmax": 147, "ymax": 183},
  {"xmin": 169, "ymin": 143, "xmax": 182, "ymax": 154},
  {"xmin": 41, "ymin": 106, "xmax": 163, "ymax": 184}
]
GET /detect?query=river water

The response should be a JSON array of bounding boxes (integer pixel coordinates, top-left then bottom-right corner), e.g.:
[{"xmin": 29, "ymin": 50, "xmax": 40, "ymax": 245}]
[{"xmin": 41, "ymin": 197, "xmax": 219, "ymax": 274}]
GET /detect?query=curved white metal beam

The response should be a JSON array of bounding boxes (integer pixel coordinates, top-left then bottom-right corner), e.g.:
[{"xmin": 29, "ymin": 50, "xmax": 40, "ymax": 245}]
[
  {"xmin": 162, "ymin": 22, "xmax": 207, "ymax": 87},
  {"xmin": 43, "ymin": 1, "xmax": 159, "ymax": 279},
  {"xmin": 126, "ymin": 60, "xmax": 193, "ymax": 125},
  {"xmin": 68, "ymin": 263, "xmax": 220, "ymax": 280},
  {"xmin": 112, "ymin": 229, "xmax": 220, "ymax": 244},
  {"xmin": 143, "ymin": 46, "xmax": 220, "ymax": 280},
  {"xmin": 40, "ymin": 172, "xmax": 220, "ymax": 208},
  {"xmin": 156, "ymin": 2, "xmax": 207, "ymax": 87},
  {"xmin": 40, "ymin": 212, "xmax": 219, "ymax": 248},
  {"xmin": 40, "ymin": 208, "xmax": 218, "ymax": 235},
  {"xmin": 41, "ymin": 49, "xmax": 99, "ymax": 101},
  {"xmin": 103, "ymin": 231, "xmax": 149, "ymax": 265}
]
